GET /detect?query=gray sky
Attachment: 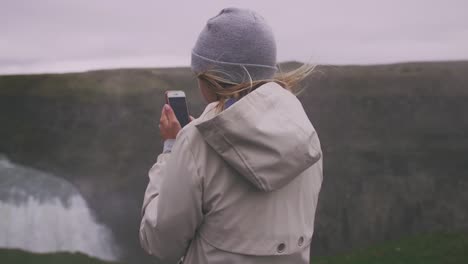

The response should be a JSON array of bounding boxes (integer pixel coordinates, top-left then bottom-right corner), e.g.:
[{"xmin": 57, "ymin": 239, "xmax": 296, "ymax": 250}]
[{"xmin": 1, "ymin": 0, "xmax": 467, "ymax": 74}]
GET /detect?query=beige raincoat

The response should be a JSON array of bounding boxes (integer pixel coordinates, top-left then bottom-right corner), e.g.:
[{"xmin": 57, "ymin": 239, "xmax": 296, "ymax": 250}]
[{"xmin": 140, "ymin": 82, "xmax": 323, "ymax": 264}]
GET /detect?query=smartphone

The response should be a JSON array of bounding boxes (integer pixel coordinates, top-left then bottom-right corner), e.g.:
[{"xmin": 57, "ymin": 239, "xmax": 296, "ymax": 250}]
[{"xmin": 165, "ymin": 90, "xmax": 190, "ymax": 127}]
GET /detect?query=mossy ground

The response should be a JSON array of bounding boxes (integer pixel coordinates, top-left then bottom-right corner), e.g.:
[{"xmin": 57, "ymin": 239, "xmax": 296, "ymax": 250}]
[
  {"xmin": 313, "ymin": 232, "xmax": 468, "ymax": 264},
  {"xmin": 0, "ymin": 248, "xmax": 121, "ymax": 264},
  {"xmin": 1, "ymin": 232, "xmax": 467, "ymax": 264}
]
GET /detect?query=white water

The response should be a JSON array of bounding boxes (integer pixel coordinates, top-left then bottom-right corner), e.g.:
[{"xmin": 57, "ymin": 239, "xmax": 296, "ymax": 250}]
[{"xmin": 0, "ymin": 155, "xmax": 119, "ymax": 261}]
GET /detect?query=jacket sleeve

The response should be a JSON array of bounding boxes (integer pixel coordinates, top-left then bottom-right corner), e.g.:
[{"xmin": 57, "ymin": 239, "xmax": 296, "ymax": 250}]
[{"xmin": 139, "ymin": 134, "xmax": 203, "ymax": 263}]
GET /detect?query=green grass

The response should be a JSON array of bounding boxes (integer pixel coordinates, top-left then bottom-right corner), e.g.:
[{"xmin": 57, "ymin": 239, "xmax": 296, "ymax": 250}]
[
  {"xmin": 313, "ymin": 232, "xmax": 468, "ymax": 264},
  {"xmin": 2, "ymin": 232, "xmax": 467, "ymax": 264},
  {"xmin": 0, "ymin": 248, "xmax": 120, "ymax": 264}
]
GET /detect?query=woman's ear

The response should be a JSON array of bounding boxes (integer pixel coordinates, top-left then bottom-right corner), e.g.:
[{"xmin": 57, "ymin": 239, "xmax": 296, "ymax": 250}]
[{"xmin": 198, "ymin": 78, "xmax": 218, "ymax": 103}]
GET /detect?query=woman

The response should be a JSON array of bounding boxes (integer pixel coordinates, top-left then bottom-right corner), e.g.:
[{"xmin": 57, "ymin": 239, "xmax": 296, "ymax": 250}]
[{"xmin": 139, "ymin": 7, "xmax": 323, "ymax": 264}]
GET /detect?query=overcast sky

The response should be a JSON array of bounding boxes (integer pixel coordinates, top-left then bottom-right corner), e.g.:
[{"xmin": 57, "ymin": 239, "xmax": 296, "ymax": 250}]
[{"xmin": 1, "ymin": 0, "xmax": 467, "ymax": 74}]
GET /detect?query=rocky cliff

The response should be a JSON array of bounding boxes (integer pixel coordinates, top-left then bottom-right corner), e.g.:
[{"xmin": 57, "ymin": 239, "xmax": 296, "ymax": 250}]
[{"xmin": 1, "ymin": 61, "xmax": 467, "ymax": 263}]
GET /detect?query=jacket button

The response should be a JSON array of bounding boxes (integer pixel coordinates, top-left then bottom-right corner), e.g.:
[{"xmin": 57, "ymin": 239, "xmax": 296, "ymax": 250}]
[
  {"xmin": 298, "ymin": 236, "xmax": 304, "ymax": 246},
  {"xmin": 277, "ymin": 243, "xmax": 286, "ymax": 253}
]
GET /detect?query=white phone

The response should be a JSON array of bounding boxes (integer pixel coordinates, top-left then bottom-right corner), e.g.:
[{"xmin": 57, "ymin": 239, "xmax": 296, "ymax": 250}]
[{"xmin": 165, "ymin": 90, "xmax": 190, "ymax": 127}]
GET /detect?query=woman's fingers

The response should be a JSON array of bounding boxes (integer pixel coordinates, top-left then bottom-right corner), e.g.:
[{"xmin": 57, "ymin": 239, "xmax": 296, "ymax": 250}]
[
  {"xmin": 160, "ymin": 105, "xmax": 168, "ymax": 127},
  {"xmin": 159, "ymin": 104, "xmax": 181, "ymax": 140},
  {"xmin": 164, "ymin": 104, "xmax": 180, "ymax": 127},
  {"xmin": 189, "ymin": 115, "xmax": 195, "ymax": 122}
]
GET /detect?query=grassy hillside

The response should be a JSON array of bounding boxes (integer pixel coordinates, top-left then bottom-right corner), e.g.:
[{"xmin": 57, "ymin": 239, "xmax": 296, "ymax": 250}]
[
  {"xmin": 1, "ymin": 231, "xmax": 467, "ymax": 264},
  {"xmin": 313, "ymin": 232, "xmax": 468, "ymax": 264},
  {"xmin": 0, "ymin": 248, "xmax": 121, "ymax": 264},
  {"xmin": 1, "ymin": 61, "xmax": 467, "ymax": 264}
]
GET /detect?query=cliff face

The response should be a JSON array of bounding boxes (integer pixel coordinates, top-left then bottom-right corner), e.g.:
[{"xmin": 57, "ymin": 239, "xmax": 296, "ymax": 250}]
[
  {"xmin": 1, "ymin": 61, "xmax": 467, "ymax": 263},
  {"xmin": 299, "ymin": 62, "xmax": 468, "ymax": 254}
]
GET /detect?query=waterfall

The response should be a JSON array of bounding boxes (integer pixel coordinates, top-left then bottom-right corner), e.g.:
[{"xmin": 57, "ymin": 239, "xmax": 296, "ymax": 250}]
[{"xmin": 0, "ymin": 155, "xmax": 119, "ymax": 261}]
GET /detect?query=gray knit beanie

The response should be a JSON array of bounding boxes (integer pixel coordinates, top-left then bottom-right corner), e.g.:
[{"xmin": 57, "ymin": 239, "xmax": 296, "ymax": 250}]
[{"xmin": 191, "ymin": 7, "xmax": 277, "ymax": 84}]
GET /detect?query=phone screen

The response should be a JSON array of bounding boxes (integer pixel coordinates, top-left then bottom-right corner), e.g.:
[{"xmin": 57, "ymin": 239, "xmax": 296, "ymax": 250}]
[{"xmin": 168, "ymin": 96, "xmax": 190, "ymax": 127}]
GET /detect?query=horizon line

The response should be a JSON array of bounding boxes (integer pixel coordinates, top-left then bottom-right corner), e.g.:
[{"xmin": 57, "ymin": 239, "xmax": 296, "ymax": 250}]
[{"xmin": 1, "ymin": 59, "xmax": 467, "ymax": 77}]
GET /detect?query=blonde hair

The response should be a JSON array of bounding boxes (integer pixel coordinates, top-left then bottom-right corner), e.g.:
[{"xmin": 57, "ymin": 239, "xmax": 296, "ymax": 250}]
[{"xmin": 196, "ymin": 63, "xmax": 316, "ymax": 113}]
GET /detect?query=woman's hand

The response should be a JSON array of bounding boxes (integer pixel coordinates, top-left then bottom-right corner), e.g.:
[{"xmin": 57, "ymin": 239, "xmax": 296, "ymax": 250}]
[{"xmin": 159, "ymin": 104, "xmax": 194, "ymax": 140}]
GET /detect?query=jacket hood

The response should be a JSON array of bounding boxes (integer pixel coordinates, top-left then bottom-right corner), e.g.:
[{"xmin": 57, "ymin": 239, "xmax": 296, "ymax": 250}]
[{"xmin": 195, "ymin": 82, "xmax": 321, "ymax": 192}]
